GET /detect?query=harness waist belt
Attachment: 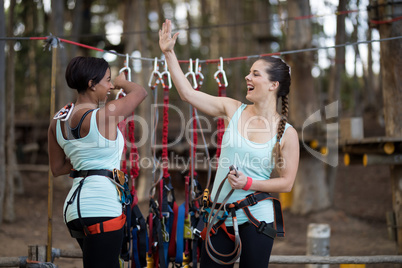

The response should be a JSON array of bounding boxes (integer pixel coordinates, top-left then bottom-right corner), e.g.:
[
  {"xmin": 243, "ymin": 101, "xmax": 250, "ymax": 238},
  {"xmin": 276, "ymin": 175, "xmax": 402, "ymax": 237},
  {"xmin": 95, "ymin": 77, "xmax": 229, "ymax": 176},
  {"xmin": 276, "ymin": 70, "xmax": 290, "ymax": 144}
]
[{"xmin": 70, "ymin": 169, "xmax": 113, "ymax": 179}]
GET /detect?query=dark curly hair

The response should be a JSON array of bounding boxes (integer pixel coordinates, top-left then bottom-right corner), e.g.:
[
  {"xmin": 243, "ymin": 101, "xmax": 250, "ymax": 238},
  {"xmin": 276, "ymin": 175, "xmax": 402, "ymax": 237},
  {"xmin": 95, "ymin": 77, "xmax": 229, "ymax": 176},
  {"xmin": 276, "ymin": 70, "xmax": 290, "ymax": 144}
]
[{"xmin": 65, "ymin": 56, "xmax": 110, "ymax": 94}]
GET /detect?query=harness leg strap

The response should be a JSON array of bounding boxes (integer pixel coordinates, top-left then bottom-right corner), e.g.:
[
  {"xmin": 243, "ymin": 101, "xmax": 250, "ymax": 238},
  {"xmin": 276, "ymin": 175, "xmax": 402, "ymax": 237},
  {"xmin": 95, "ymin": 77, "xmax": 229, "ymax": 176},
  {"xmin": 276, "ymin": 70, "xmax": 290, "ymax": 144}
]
[{"xmin": 257, "ymin": 221, "xmax": 277, "ymax": 239}]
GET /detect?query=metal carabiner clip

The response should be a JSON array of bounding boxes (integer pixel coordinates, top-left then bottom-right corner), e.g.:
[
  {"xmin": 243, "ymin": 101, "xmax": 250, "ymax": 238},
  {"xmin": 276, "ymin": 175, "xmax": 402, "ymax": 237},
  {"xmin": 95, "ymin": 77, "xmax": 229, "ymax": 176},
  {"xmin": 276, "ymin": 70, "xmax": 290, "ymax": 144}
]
[
  {"xmin": 148, "ymin": 57, "xmax": 162, "ymax": 90},
  {"xmin": 213, "ymin": 57, "xmax": 228, "ymax": 87}
]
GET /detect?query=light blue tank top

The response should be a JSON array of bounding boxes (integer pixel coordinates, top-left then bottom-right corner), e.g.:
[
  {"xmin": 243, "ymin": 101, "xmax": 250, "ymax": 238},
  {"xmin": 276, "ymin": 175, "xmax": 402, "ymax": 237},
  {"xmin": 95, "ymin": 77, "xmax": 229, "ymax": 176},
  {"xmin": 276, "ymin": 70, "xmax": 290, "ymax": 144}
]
[
  {"xmin": 56, "ymin": 108, "xmax": 124, "ymax": 222},
  {"xmin": 211, "ymin": 103, "xmax": 291, "ymax": 226}
]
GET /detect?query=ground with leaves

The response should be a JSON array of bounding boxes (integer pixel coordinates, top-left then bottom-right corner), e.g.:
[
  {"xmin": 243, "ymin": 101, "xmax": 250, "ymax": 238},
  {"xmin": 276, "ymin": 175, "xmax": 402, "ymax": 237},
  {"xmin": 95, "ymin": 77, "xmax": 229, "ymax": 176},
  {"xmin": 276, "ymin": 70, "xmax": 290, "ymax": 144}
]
[{"xmin": 0, "ymin": 160, "xmax": 398, "ymax": 268}]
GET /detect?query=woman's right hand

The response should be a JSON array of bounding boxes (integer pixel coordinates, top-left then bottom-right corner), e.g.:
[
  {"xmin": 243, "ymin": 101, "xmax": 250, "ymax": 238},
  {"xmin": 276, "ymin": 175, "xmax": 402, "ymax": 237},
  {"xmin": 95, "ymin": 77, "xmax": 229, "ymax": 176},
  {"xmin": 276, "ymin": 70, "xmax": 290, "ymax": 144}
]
[{"xmin": 159, "ymin": 19, "xmax": 179, "ymax": 54}]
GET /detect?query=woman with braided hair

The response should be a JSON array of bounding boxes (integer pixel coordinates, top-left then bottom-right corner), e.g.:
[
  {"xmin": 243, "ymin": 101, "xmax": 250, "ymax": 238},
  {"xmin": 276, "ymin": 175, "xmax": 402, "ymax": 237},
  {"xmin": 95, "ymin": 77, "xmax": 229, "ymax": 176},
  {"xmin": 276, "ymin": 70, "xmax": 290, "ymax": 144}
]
[{"xmin": 159, "ymin": 19, "xmax": 299, "ymax": 267}]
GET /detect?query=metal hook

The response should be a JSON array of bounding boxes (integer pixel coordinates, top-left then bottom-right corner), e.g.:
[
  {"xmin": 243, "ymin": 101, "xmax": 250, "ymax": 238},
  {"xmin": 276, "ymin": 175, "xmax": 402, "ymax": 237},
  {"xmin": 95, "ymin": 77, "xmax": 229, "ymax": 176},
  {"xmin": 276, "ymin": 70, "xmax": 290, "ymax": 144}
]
[
  {"xmin": 115, "ymin": 54, "xmax": 132, "ymax": 99},
  {"xmin": 195, "ymin": 58, "xmax": 204, "ymax": 86},
  {"xmin": 213, "ymin": 56, "xmax": 228, "ymax": 87},
  {"xmin": 160, "ymin": 59, "xmax": 172, "ymax": 89},
  {"xmin": 185, "ymin": 58, "xmax": 198, "ymax": 89},
  {"xmin": 148, "ymin": 57, "xmax": 162, "ymax": 89}
]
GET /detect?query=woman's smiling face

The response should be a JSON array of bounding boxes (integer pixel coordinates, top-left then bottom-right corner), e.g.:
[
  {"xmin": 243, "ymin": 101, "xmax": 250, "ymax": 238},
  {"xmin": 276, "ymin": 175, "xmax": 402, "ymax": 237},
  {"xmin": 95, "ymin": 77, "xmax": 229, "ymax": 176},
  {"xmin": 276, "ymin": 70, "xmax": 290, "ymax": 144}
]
[
  {"xmin": 245, "ymin": 60, "xmax": 275, "ymax": 102},
  {"xmin": 94, "ymin": 68, "xmax": 113, "ymax": 103}
]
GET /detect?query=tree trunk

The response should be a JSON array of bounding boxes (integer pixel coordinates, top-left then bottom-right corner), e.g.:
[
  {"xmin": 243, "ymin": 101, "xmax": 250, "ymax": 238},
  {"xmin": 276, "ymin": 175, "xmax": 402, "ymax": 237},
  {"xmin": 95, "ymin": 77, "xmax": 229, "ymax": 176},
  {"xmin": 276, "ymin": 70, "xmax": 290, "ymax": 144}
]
[
  {"xmin": 285, "ymin": 0, "xmax": 330, "ymax": 214},
  {"xmin": 0, "ymin": 0, "xmax": 7, "ymax": 225},
  {"xmin": 364, "ymin": 28, "xmax": 376, "ymax": 111},
  {"xmin": 327, "ymin": 0, "xmax": 346, "ymax": 104},
  {"xmin": 70, "ymin": 0, "xmax": 84, "ymax": 57},
  {"xmin": 327, "ymin": 0, "xmax": 347, "ymax": 205},
  {"xmin": 4, "ymin": 0, "xmax": 16, "ymax": 223},
  {"xmin": 375, "ymin": 0, "xmax": 402, "ymax": 253},
  {"xmin": 51, "ymin": 0, "xmax": 71, "ymax": 109},
  {"xmin": 124, "ymin": 0, "xmax": 152, "ymax": 203}
]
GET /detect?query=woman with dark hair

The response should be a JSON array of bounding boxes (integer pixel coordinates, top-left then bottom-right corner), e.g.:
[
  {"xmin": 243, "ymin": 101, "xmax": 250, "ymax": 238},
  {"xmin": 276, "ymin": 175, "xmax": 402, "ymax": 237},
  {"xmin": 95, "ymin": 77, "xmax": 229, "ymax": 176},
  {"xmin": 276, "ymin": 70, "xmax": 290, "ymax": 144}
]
[
  {"xmin": 159, "ymin": 19, "xmax": 299, "ymax": 267},
  {"xmin": 48, "ymin": 56, "xmax": 147, "ymax": 268}
]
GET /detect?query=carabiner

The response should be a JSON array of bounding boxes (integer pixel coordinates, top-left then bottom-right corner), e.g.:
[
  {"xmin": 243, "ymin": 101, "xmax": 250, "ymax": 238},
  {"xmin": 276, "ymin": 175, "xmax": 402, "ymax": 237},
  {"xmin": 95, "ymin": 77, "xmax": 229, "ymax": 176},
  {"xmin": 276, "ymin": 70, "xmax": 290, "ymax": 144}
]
[
  {"xmin": 160, "ymin": 59, "xmax": 172, "ymax": 89},
  {"xmin": 148, "ymin": 57, "xmax": 162, "ymax": 90},
  {"xmin": 184, "ymin": 58, "xmax": 198, "ymax": 89},
  {"xmin": 115, "ymin": 54, "xmax": 132, "ymax": 99},
  {"xmin": 213, "ymin": 57, "xmax": 228, "ymax": 87},
  {"xmin": 195, "ymin": 58, "xmax": 204, "ymax": 86}
]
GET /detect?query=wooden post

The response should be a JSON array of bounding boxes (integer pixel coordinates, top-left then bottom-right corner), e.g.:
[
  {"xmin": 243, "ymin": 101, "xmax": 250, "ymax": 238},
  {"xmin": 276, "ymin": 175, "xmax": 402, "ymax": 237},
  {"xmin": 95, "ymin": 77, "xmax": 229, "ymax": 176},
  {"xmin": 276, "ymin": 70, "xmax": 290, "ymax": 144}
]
[
  {"xmin": 375, "ymin": 0, "xmax": 402, "ymax": 254},
  {"xmin": 47, "ymin": 43, "xmax": 57, "ymax": 262},
  {"xmin": 343, "ymin": 143, "xmax": 395, "ymax": 155},
  {"xmin": 28, "ymin": 245, "xmax": 47, "ymax": 262},
  {"xmin": 306, "ymin": 223, "xmax": 331, "ymax": 268}
]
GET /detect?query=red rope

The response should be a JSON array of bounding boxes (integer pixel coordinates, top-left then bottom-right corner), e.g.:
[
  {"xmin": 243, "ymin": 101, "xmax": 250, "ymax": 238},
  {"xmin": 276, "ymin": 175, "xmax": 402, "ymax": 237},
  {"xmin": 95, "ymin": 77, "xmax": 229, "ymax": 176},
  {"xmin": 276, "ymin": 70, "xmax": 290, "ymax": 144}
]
[
  {"xmin": 148, "ymin": 212, "xmax": 153, "ymax": 255},
  {"xmin": 162, "ymin": 76, "xmax": 170, "ymax": 179},
  {"xmin": 215, "ymin": 73, "xmax": 226, "ymax": 164},
  {"xmin": 117, "ymin": 95, "xmax": 128, "ymax": 174},
  {"xmin": 370, "ymin": 16, "xmax": 402, "ymax": 25},
  {"xmin": 128, "ymin": 113, "xmax": 139, "ymax": 206},
  {"xmin": 188, "ymin": 77, "xmax": 201, "ymax": 177},
  {"xmin": 59, "ymin": 38, "xmax": 104, "ymax": 52}
]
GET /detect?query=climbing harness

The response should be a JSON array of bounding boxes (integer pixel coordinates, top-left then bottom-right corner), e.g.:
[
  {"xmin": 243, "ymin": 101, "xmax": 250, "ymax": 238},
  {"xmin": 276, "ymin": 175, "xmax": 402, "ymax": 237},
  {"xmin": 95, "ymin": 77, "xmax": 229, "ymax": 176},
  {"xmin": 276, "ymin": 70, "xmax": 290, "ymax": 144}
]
[
  {"xmin": 201, "ymin": 165, "xmax": 285, "ymax": 265},
  {"xmin": 182, "ymin": 58, "xmax": 208, "ymax": 268},
  {"xmin": 147, "ymin": 58, "xmax": 172, "ymax": 268},
  {"xmin": 115, "ymin": 57, "xmax": 148, "ymax": 268},
  {"xmin": 64, "ymin": 169, "xmax": 131, "ymax": 239}
]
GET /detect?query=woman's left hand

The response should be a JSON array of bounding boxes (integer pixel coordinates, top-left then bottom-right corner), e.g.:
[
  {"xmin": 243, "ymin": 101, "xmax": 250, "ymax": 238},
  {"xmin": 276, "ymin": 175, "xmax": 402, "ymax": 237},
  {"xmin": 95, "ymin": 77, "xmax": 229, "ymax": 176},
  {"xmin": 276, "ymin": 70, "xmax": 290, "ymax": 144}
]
[
  {"xmin": 113, "ymin": 72, "xmax": 127, "ymax": 89},
  {"xmin": 228, "ymin": 169, "xmax": 248, "ymax": 190},
  {"xmin": 159, "ymin": 19, "xmax": 179, "ymax": 54}
]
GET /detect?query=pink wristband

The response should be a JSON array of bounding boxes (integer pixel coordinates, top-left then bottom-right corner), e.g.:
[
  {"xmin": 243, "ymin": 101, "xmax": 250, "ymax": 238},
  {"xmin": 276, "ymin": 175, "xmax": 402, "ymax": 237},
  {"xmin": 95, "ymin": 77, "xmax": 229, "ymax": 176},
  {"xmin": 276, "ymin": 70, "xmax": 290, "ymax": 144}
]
[{"xmin": 242, "ymin": 176, "xmax": 253, "ymax": 191}]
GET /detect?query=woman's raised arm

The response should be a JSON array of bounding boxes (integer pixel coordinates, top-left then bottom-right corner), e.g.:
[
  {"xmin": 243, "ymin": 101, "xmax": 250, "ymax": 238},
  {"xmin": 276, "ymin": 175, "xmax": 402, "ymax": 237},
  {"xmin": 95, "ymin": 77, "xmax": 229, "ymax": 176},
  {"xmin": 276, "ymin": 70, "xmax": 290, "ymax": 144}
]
[{"xmin": 159, "ymin": 19, "xmax": 239, "ymax": 118}]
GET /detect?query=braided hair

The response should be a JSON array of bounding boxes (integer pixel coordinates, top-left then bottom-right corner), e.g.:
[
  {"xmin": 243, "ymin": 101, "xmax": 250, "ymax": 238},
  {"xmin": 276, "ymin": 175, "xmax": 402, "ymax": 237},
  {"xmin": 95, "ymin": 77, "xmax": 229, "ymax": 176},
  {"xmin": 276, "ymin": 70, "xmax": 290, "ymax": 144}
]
[{"xmin": 259, "ymin": 56, "xmax": 291, "ymax": 172}]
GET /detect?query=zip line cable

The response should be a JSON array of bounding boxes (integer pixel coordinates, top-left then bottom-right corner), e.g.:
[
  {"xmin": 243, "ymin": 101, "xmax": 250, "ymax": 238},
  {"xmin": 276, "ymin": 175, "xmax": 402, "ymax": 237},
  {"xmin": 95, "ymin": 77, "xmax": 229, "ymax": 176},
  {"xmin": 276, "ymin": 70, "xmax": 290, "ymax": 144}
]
[{"xmin": 0, "ymin": 35, "xmax": 401, "ymax": 64}]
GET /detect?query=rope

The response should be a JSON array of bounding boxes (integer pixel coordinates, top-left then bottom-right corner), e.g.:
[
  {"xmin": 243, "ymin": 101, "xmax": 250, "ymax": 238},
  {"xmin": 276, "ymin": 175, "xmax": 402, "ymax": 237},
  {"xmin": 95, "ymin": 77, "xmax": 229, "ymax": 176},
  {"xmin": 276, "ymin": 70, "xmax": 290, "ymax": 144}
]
[
  {"xmin": 117, "ymin": 96, "xmax": 128, "ymax": 175},
  {"xmin": 1, "ymin": 35, "xmax": 401, "ymax": 65},
  {"xmin": 129, "ymin": 114, "xmax": 139, "ymax": 206},
  {"xmin": 215, "ymin": 72, "xmax": 226, "ymax": 164}
]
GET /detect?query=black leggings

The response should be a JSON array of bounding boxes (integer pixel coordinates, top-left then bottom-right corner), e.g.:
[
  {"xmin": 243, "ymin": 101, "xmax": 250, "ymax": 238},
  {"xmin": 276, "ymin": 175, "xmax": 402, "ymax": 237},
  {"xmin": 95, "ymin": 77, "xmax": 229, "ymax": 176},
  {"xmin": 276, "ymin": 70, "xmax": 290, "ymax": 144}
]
[
  {"xmin": 200, "ymin": 222, "xmax": 274, "ymax": 268},
  {"xmin": 66, "ymin": 217, "xmax": 124, "ymax": 268}
]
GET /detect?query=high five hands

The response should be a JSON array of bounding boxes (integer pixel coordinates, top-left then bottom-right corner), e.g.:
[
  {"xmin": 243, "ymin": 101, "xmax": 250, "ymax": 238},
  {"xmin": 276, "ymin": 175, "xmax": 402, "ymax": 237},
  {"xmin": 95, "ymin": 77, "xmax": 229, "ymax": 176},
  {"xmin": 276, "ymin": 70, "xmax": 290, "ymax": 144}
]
[{"xmin": 159, "ymin": 19, "xmax": 180, "ymax": 54}]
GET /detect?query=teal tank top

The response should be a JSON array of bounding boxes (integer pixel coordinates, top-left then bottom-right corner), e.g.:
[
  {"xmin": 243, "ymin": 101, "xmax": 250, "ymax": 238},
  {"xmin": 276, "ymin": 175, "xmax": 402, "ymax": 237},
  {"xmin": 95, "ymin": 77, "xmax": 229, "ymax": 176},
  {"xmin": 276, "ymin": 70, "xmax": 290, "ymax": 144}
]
[
  {"xmin": 211, "ymin": 103, "xmax": 291, "ymax": 226},
  {"xmin": 56, "ymin": 108, "xmax": 124, "ymax": 222}
]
